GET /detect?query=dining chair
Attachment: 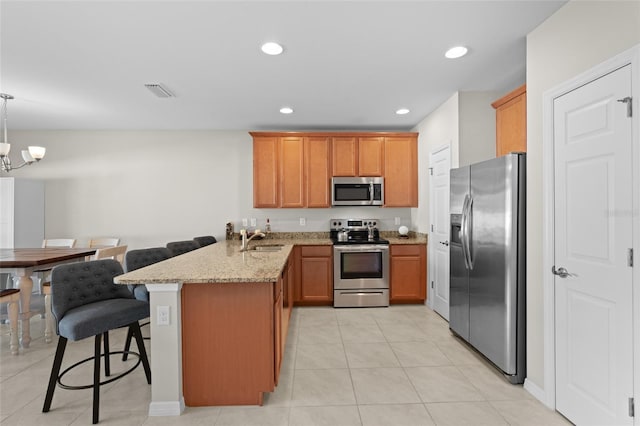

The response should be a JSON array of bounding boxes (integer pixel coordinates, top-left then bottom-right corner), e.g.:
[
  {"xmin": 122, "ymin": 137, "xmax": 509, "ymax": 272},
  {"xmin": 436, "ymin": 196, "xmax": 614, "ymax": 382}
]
[
  {"xmin": 88, "ymin": 238, "xmax": 120, "ymax": 248},
  {"xmin": 42, "ymin": 259, "xmax": 151, "ymax": 424},
  {"xmin": 193, "ymin": 235, "xmax": 217, "ymax": 247},
  {"xmin": 42, "ymin": 239, "xmax": 77, "ymax": 249},
  {"xmin": 0, "ymin": 288, "xmax": 20, "ymax": 355},
  {"xmin": 91, "ymin": 245, "xmax": 127, "ymax": 265},
  {"xmin": 166, "ymin": 240, "xmax": 200, "ymax": 257},
  {"xmin": 121, "ymin": 247, "xmax": 171, "ymax": 360}
]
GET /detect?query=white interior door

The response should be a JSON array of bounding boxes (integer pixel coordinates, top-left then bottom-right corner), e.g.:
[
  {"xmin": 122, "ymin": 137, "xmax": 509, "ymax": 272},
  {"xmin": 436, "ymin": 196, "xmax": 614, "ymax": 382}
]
[
  {"xmin": 429, "ymin": 144, "xmax": 450, "ymax": 319},
  {"xmin": 554, "ymin": 65, "xmax": 634, "ymax": 425}
]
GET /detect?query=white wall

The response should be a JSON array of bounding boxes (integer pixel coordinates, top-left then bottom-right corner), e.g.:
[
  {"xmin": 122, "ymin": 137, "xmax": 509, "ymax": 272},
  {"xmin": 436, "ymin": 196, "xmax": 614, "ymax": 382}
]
[
  {"xmin": 7, "ymin": 130, "xmax": 412, "ymax": 249},
  {"xmin": 526, "ymin": 0, "xmax": 640, "ymax": 392},
  {"xmin": 458, "ymin": 91, "xmax": 500, "ymax": 167}
]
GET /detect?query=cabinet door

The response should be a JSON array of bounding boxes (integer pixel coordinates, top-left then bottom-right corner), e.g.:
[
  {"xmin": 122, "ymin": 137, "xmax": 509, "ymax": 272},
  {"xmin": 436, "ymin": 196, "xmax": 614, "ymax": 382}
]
[
  {"xmin": 253, "ymin": 137, "xmax": 279, "ymax": 208},
  {"xmin": 280, "ymin": 137, "xmax": 305, "ymax": 208},
  {"xmin": 300, "ymin": 246, "xmax": 333, "ymax": 303},
  {"xmin": 305, "ymin": 137, "xmax": 331, "ymax": 207},
  {"xmin": 358, "ymin": 136, "xmax": 384, "ymax": 176},
  {"xmin": 390, "ymin": 245, "xmax": 426, "ymax": 302},
  {"xmin": 493, "ymin": 85, "xmax": 526, "ymax": 157},
  {"xmin": 332, "ymin": 137, "xmax": 358, "ymax": 177},
  {"xmin": 384, "ymin": 136, "xmax": 418, "ymax": 207}
]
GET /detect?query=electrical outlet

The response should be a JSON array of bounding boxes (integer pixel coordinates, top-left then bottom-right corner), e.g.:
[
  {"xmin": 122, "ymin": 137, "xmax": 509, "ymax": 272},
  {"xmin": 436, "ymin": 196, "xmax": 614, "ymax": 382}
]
[
  {"xmin": 242, "ymin": 218, "xmax": 248, "ymax": 227},
  {"xmin": 157, "ymin": 305, "xmax": 170, "ymax": 326},
  {"xmin": 394, "ymin": 217, "xmax": 401, "ymax": 225},
  {"xmin": 250, "ymin": 218, "xmax": 257, "ymax": 227},
  {"xmin": 299, "ymin": 217, "xmax": 306, "ymax": 226}
]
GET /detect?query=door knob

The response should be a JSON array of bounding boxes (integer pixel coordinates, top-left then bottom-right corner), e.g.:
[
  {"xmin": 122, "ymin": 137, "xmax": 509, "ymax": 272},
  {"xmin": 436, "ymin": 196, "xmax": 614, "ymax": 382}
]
[
  {"xmin": 551, "ymin": 265, "xmax": 575, "ymax": 278},
  {"xmin": 439, "ymin": 241, "xmax": 449, "ymax": 246}
]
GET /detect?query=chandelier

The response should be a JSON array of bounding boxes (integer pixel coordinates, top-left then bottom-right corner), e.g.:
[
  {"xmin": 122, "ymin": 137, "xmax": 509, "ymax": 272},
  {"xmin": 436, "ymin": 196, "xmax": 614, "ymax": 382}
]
[{"xmin": 0, "ymin": 93, "xmax": 46, "ymax": 172}]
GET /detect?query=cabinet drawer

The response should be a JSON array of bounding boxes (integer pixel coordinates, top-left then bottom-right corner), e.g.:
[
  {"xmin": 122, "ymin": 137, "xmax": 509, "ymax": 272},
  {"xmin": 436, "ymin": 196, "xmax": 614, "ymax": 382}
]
[
  {"xmin": 391, "ymin": 244, "xmax": 422, "ymax": 256},
  {"xmin": 300, "ymin": 245, "xmax": 332, "ymax": 257}
]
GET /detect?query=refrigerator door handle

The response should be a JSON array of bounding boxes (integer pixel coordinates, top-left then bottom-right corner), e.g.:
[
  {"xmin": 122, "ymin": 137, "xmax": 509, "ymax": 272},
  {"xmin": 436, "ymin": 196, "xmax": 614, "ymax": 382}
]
[
  {"xmin": 464, "ymin": 196, "xmax": 474, "ymax": 270},
  {"xmin": 461, "ymin": 194, "xmax": 471, "ymax": 269}
]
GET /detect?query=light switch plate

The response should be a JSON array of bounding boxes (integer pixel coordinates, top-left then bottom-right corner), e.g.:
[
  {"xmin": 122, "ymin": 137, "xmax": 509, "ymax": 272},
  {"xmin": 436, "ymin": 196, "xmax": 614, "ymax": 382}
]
[
  {"xmin": 157, "ymin": 305, "xmax": 170, "ymax": 326},
  {"xmin": 394, "ymin": 217, "xmax": 401, "ymax": 225},
  {"xmin": 299, "ymin": 217, "xmax": 306, "ymax": 226},
  {"xmin": 250, "ymin": 218, "xmax": 257, "ymax": 227},
  {"xmin": 242, "ymin": 218, "xmax": 248, "ymax": 227}
]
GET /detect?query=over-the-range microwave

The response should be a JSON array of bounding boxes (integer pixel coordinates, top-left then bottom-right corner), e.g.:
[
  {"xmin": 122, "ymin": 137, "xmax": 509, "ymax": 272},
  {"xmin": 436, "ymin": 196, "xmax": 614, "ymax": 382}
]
[{"xmin": 331, "ymin": 177, "xmax": 384, "ymax": 206}]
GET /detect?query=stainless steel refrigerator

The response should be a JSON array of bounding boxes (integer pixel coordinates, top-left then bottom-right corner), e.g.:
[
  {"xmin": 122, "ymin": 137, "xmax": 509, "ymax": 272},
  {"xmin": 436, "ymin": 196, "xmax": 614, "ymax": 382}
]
[{"xmin": 449, "ymin": 153, "xmax": 526, "ymax": 384}]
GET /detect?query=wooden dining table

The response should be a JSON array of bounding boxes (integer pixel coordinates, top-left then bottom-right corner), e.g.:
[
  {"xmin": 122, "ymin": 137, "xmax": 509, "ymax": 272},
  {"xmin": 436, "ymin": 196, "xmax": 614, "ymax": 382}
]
[{"xmin": 0, "ymin": 248, "xmax": 96, "ymax": 349}]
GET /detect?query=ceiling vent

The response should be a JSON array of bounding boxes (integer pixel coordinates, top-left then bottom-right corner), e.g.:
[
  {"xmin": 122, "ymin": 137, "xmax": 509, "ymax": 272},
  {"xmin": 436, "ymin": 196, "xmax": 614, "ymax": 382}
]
[{"xmin": 144, "ymin": 83, "xmax": 174, "ymax": 98}]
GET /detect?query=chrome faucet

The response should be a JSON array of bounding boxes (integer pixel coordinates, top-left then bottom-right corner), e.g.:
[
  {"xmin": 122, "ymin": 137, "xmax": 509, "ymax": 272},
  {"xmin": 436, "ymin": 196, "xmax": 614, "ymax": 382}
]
[{"xmin": 240, "ymin": 229, "xmax": 266, "ymax": 251}]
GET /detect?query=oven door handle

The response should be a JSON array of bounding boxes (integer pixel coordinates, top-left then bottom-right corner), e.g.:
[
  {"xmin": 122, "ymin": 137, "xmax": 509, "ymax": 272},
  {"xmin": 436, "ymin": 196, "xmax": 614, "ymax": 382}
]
[{"xmin": 334, "ymin": 245, "xmax": 389, "ymax": 252}]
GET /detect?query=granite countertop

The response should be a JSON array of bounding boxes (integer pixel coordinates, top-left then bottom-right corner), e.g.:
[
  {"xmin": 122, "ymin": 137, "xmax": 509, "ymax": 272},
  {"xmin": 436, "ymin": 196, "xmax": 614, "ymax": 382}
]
[{"xmin": 115, "ymin": 241, "xmax": 294, "ymax": 285}]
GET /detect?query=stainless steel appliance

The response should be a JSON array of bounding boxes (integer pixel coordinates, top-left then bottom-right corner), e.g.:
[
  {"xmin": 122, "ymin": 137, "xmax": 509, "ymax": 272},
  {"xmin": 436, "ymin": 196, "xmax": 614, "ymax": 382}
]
[
  {"xmin": 331, "ymin": 177, "xmax": 384, "ymax": 206},
  {"xmin": 449, "ymin": 153, "xmax": 526, "ymax": 384},
  {"xmin": 330, "ymin": 218, "xmax": 389, "ymax": 307}
]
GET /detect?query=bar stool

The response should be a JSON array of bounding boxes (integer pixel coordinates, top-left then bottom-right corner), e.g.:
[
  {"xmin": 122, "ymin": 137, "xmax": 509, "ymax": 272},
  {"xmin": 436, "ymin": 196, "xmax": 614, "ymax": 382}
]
[
  {"xmin": 0, "ymin": 288, "xmax": 20, "ymax": 355},
  {"xmin": 193, "ymin": 235, "xmax": 217, "ymax": 247},
  {"xmin": 166, "ymin": 240, "xmax": 200, "ymax": 257}
]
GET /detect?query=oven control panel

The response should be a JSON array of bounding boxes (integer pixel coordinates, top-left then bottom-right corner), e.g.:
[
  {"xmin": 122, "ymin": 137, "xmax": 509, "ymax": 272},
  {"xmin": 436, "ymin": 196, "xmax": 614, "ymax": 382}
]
[{"xmin": 330, "ymin": 218, "xmax": 379, "ymax": 231}]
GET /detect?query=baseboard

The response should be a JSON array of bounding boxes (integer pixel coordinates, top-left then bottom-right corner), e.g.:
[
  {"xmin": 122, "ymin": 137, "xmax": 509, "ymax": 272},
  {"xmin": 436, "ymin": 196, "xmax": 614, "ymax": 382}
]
[
  {"xmin": 148, "ymin": 398, "xmax": 186, "ymax": 416},
  {"xmin": 524, "ymin": 378, "xmax": 554, "ymax": 409}
]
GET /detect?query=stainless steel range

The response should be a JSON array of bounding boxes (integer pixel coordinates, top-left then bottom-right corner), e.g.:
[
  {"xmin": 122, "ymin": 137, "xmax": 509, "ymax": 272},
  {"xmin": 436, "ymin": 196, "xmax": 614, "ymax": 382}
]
[{"xmin": 330, "ymin": 218, "xmax": 389, "ymax": 308}]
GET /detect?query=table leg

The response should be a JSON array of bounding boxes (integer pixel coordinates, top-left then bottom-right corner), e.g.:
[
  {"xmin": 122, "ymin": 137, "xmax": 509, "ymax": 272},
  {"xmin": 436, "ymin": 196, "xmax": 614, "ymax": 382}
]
[{"xmin": 16, "ymin": 274, "xmax": 33, "ymax": 348}]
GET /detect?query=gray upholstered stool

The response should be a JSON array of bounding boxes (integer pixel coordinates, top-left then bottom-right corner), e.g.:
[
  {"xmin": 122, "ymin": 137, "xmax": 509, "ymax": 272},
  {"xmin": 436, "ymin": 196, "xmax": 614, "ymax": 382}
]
[
  {"xmin": 166, "ymin": 239, "xmax": 200, "ymax": 257},
  {"xmin": 42, "ymin": 259, "xmax": 151, "ymax": 424},
  {"xmin": 193, "ymin": 235, "xmax": 217, "ymax": 246}
]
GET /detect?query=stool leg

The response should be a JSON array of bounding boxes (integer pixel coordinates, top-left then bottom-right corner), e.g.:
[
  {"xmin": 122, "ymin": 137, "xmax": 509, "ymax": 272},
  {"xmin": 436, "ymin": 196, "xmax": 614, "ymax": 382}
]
[
  {"xmin": 103, "ymin": 332, "xmax": 110, "ymax": 377},
  {"xmin": 93, "ymin": 334, "xmax": 101, "ymax": 424},
  {"xmin": 43, "ymin": 337, "xmax": 67, "ymax": 413},
  {"xmin": 44, "ymin": 290, "xmax": 53, "ymax": 343},
  {"xmin": 122, "ymin": 326, "xmax": 133, "ymax": 361},
  {"xmin": 7, "ymin": 299, "xmax": 19, "ymax": 355},
  {"xmin": 131, "ymin": 322, "xmax": 151, "ymax": 384}
]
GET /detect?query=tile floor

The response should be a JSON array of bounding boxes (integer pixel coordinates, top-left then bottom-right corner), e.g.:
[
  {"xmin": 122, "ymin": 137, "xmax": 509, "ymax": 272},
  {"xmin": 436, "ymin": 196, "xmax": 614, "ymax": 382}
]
[{"xmin": 0, "ymin": 303, "xmax": 572, "ymax": 425}]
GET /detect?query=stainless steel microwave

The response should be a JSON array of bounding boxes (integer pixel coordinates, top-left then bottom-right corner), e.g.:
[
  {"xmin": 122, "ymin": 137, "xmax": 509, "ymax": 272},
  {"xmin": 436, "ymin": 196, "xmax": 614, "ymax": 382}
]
[{"xmin": 331, "ymin": 177, "xmax": 384, "ymax": 206}]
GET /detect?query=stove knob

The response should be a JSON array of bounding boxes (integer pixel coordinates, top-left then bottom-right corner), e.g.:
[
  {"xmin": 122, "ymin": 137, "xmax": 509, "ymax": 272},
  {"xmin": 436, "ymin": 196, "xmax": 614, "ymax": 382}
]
[{"xmin": 373, "ymin": 221, "xmax": 377, "ymax": 226}]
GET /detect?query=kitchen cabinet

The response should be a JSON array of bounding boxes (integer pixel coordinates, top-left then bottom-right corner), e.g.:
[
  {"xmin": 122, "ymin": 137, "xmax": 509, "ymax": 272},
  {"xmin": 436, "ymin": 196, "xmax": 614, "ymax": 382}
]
[
  {"xmin": 253, "ymin": 136, "xmax": 279, "ymax": 208},
  {"xmin": 331, "ymin": 136, "xmax": 384, "ymax": 177},
  {"xmin": 492, "ymin": 84, "xmax": 526, "ymax": 157},
  {"xmin": 305, "ymin": 136, "xmax": 332, "ymax": 207},
  {"xmin": 390, "ymin": 244, "xmax": 426, "ymax": 303},
  {"xmin": 296, "ymin": 245, "xmax": 333, "ymax": 305},
  {"xmin": 280, "ymin": 136, "xmax": 305, "ymax": 208},
  {"xmin": 384, "ymin": 136, "xmax": 418, "ymax": 207}
]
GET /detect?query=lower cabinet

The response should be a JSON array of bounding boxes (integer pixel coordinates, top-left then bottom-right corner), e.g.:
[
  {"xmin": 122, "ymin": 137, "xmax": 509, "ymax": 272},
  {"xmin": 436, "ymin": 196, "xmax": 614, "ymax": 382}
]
[
  {"xmin": 294, "ymin": 245, "xmax": 333, "ymax": 305},
  {"xmin": 390, "ymin": 244, "xmax": 426, "ymax": 303}
]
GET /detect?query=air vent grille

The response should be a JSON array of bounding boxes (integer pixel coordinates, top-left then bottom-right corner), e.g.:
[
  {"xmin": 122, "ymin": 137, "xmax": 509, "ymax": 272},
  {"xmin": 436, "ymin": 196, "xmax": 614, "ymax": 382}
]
[{"xmin": 144, "ymin": 83, "xmax": 174, "ymax": 98}]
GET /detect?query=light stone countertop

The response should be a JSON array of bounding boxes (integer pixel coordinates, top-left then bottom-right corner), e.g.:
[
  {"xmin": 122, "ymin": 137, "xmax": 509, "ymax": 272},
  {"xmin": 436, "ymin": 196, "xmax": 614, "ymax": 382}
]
[{"xmin": 114, "ymin": 240, "xmax": 294, "ymax": 285}]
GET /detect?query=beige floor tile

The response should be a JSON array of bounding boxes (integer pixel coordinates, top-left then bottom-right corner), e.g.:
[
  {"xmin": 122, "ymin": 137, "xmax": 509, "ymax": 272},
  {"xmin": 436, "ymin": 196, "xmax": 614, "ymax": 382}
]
[
  {"xmin": 435, "ymin": 338, "xmax": 485, "ymax": 366},
  {"xmin": 296, "ymin": 325, "xmax": 342, "ymax": 346},
  {"xmin": 350, "ymin": 367, "xmax": 421, "ymax": 404},
  {"xmin": 344, "ymin": 342, "xmax": 400, "ymax": 368},
  {"xmin": 390, "ymin": 341, "xmax": 452, "ymax": 367},
  {"xmin": 143, "ymin": 406, "xmax": 221, "ymax": 425},
  {"xmin": 295, "ymin": 343, "xmax": 348, "ymax": 369},
  {"xmin": 291, "ymin": 369, "xmax": 356, "ymax": 406},
  {"xmin": 378, "ymin": 323, "xmax": 431, "ymax": 342},
  {"xmin": 425, "ymin": 401, "xmax": 508, "ymax": 425},
  {"xmin": 298, "ymin": 309, "xmax": 338, "ymax": 328},
  {"xmin": 215, "ymin": 406, "xmax": 290, "ymax": 426},
  {"xmin": 289, "ymin": 405, "xmax": 362, "ymax": 426},
  {"xmin": 405, "ymin": 366, "xmax": 484, "ymax": 403},
  {"xmin": 264, "ymin": 369, "xmax": 295, "ymax": 407},
  {"xmin": 358, "ymin": 403, "xmax": 436, "ymax": 426},
  {"xmin": 457, "ymin": 364, "xmax": 533, "ymax": 401},
  {"xmin": 335, "ymin": 309, "xmax": 378, "ymax": 326},
  {"xmin": 338, "ymin": 324, "xmax": 386, "ymax": 343},
  {"xmin": 490, "ymin": 400, "xmax": 573, "ymax": 426}
]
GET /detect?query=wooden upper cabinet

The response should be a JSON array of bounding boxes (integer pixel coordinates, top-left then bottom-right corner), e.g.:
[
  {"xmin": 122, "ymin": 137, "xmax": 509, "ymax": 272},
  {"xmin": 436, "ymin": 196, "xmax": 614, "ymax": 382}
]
[
  {"xmin": 305, "ymin": 137, "xmax": 331, "ymax": 208},
  {"xmin": 253, "ymin": 136, "xmax": 279, "ymax": 208},
  {"xmin": 384, "ymin": 136, "xmax": 418, "ymax": 207},
  {"xmin": 280, "ymin": 137, "xmax": 305, "ymax": 208},
  {"xmin": 358, "ymin": 137, "xmax": 384, "ymax": 176},
  {"xmin": 492, "ymin": 84, "xmax": 526, "ymax": 157},
  {"xmin": 332, "ymin": 137, "xmax": 358, "ymax": 177}
]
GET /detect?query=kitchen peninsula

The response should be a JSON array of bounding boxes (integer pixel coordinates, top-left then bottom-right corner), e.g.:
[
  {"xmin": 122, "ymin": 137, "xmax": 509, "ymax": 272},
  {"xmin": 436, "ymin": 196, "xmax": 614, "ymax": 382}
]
[{"xmin": 114, "ymin": 240, "xmax": 299, "ymax": 416}]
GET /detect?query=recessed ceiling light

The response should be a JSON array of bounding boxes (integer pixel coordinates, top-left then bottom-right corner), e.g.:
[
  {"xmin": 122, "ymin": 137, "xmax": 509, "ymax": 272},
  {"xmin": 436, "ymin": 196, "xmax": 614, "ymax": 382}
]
[
  {"xmin": 445, "ymin": 46, "xmax": 468, "ymax": 59},
  {"xmin": 261, "ymin": 42, "xmax": 284, "ymax": 55},
  {"xmin": 396, "ymin": 108, "xmax": 410, "ymax": 115},
  {"xmin": 280, "ymin": 107, "xmax": 294, "ymax": 114}
]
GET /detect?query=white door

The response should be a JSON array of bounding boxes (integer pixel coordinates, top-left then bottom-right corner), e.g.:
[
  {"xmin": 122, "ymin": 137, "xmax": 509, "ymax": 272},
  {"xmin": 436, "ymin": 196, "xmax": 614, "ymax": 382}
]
[
  {"xmin": 429, "ymin": 144, "xmax": 450, "ymax": 319},
  {"xmin": 554, "ymin": 65, "xmax": 634, "ymax": 425}
]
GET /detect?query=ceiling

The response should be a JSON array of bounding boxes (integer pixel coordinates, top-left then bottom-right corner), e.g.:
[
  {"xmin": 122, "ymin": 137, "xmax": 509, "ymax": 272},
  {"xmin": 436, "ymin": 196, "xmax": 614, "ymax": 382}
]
[{"xmin": 1, "ymin": 0, "xmax": 566, "ymax": 132}]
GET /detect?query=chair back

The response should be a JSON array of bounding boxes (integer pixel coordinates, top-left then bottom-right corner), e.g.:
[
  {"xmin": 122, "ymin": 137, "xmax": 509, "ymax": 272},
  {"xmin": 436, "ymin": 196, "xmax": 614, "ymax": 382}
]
[
  {"xmin": 194, "ymin": 236, "xmax": 217, "ymax": 247},
  {"xmin": 166, "ymin": 240, "xmax": 200, "ymax": 257},
  {"xmin": 42, "ymin": 239, "xmax": 76, "ymax": 248},
  {"xmin": 92, "ymin": 245, "xmax": 127, "ymax": 265},
  {"xmin": 88, "ymin": 237, "xmax": 120, "ymax": 248},
  {"xmin": 50, "ymin": 259, "xmax": 131, "ymax": 323},
  {"xmin": 124, "ymin": 247, "xmax": 171, "ymax": 273}
]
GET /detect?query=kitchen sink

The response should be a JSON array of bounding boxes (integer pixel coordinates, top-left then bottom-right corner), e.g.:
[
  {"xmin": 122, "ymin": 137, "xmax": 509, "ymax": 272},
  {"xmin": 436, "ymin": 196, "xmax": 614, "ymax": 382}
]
[{"xmin": 248, "ymin": 244, "xmax": 284, "ymax": 252}]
